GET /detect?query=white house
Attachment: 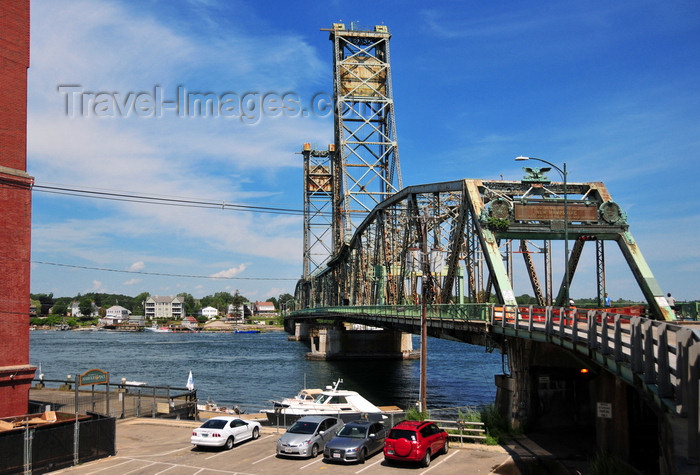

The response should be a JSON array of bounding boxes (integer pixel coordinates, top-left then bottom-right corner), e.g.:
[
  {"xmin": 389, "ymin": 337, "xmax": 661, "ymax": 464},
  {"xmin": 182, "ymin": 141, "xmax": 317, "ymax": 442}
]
[
  {"xmin": 106, "ymin": 305, "xmax": 130, "ymax": 320},
  {"xmin": 198, "ymin": 306, "xmax": 218, "ymax": 319},
  {"xmin": 70, "ymin": 300, "xmax": 99, "ymax": 318}
]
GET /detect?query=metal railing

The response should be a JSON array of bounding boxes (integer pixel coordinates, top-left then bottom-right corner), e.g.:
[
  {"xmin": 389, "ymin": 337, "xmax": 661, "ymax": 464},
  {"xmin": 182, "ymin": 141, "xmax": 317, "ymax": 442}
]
[{"xmin": 30, "ymin": 378, "xmax": 197, "ymax": 420}]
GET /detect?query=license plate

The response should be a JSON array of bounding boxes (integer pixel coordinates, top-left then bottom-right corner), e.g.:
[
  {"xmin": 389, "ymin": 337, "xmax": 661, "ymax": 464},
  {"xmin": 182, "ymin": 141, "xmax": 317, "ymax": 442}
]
[
  {"xmin": 202, "ymin": 434, "xmax": 208, "ymax": 437},
  {"xmin": 284, "ymin": 448, "xmax": 293, "ymax": 453},
  {"xmin": 333, "ymin": 453, "xmax": 341, "ymax": 458}
]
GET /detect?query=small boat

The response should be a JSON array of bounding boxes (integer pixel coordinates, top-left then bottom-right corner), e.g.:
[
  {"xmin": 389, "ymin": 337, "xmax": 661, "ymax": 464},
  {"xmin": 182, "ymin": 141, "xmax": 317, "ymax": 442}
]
[
  {"xmin": 262, "ymin": 379, "xmax": 400, "ymax": 425},
  {"xmin": 145, "ymin": 323, "xmax": 170, "ymax": 333},
  {"xmin": 197, "ymin": 400, "xmax": 243, "ymax": 419},
  {"xmin": 234, "ymin": 329, "xmax": 260, "ymax": 334}
]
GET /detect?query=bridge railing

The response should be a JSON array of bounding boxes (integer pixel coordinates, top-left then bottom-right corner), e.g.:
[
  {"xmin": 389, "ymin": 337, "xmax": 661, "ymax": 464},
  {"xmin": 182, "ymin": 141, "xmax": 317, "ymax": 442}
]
[
  {"xmin": 492, "ymin": 305, "xmax": 700, "ymax": 459},
  {"xmin": 290, "ymin": 303, "xmax": 492, "ymax": 321}
]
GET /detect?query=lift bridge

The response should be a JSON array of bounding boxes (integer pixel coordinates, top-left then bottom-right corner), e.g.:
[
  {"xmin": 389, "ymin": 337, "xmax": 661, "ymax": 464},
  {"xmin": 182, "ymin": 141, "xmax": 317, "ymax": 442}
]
[{"xmin": 290, "ymin": 24, "xmax": 699, "ymax": 472}]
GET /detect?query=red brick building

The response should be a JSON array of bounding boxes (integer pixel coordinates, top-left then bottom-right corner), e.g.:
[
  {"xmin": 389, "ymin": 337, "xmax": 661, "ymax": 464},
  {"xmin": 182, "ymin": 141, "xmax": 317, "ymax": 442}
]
[{"xmin": 0, "ymin": 0, "xmax": 36, "ymax": 417}]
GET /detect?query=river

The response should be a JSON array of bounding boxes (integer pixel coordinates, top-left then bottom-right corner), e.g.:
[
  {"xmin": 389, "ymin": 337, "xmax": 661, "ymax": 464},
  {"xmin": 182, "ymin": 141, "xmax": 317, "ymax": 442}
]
[{"xmin": 29, "ymin": 329, "xmax": 503, "ymax": 413}]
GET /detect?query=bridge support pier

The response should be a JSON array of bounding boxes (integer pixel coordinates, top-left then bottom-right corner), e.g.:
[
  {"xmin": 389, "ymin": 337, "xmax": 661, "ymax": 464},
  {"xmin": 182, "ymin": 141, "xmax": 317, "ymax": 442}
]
[
  {"xmin": 307, "ymin": 326, "xmax": 417, "ymax": 360},
  {"xmin": 287, "ymin": 322, "xmax": 312, "ymax": 341}
]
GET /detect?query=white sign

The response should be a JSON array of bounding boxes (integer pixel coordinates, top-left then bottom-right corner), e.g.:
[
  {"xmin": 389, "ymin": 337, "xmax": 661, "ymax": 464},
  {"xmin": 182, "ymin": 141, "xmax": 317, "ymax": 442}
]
[{"xmin": 597, "ymin": 402, "xmax": 612, "ymax": 419}]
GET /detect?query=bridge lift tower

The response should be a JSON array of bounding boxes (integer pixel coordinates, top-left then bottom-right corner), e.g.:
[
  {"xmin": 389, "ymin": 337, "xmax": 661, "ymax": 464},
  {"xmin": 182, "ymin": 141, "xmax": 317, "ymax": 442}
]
[
  {"xmin": 301, "ymin": 23, "xmax": 403, "ymax": 281},
  {"xmin": 327, "ymin": 22, "xmax": 403, "ymax": 247}
]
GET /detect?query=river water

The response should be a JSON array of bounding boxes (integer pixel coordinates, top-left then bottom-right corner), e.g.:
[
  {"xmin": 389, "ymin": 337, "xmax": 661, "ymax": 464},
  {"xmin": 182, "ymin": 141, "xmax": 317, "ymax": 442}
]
[{"xmin": 29, "ymin": 329, "xmax": 503, "ymax": 413}]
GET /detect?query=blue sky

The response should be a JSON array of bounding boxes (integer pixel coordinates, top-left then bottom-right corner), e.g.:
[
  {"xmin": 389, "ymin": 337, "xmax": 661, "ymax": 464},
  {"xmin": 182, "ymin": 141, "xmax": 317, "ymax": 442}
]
[{"xmin": 28, "ymin": 0, "xmax": 700, "ymax": 302}]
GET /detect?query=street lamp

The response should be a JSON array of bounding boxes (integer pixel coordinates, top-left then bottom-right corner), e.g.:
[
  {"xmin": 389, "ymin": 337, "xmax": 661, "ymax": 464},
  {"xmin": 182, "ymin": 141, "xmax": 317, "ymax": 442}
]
[{"xmin": 515, "ymin": 156, "xmax": 570, "ymax": 307}]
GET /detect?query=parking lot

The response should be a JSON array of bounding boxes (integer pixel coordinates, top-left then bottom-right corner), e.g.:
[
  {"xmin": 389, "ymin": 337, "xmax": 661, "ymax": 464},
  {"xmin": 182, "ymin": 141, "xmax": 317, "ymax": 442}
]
[{"xmin": 53, "ymin": 418, "xmax": 518, "ymax": 474}]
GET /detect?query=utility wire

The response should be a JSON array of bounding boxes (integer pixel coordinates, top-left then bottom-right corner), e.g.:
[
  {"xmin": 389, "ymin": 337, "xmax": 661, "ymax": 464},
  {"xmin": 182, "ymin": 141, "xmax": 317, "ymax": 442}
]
[{"xmin": 31, "ymin": 183, "xmax": 316, "ymax": 216}]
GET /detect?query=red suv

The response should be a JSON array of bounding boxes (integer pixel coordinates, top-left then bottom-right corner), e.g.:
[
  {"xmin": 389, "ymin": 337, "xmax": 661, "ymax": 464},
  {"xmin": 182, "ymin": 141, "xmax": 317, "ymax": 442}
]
[{"xmin": 383, "ymin": 420, "xmax": 448, "ymax": 467}]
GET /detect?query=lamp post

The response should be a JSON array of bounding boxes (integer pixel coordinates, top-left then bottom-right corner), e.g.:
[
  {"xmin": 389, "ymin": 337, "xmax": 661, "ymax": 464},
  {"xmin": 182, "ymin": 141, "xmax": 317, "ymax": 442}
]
[{"xmin": 515, "ymin": 156, "xmax": 570, "ymax": 306}]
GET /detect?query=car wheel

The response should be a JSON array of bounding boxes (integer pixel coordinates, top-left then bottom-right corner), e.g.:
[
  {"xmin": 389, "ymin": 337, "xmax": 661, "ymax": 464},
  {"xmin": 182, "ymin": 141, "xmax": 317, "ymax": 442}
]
[
  {"xmin": 421, "ymin": 450, "xmax": 431, "ymax": 467},
  {"xmin": 225, "ymin": 437, "xmax": 234, "ymax": 450},
  {"xmin": 310, "ymin": 444, "xmax": 319, "ymax": 458},
  {"xmin": 252, "ymin": 427, "xmax": 260, "ymax": 439},
  {"xmin": 440, "ymin": 439, "xmax": 449, "ymax": 455},
  {"xmin": 358, "ymin": 448, "xmax": 367, "ymax": 464}
]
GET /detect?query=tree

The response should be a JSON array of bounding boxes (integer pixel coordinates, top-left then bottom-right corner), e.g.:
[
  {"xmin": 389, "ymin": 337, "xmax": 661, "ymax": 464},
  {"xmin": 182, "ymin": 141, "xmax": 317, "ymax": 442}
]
[
  {"xmin": 134, "ymin": 291, "xmax": 150, "ymax": 315},
  {"xmin": 177, "ymin": 292, "xmax": 196, "ymax": 316},
  {"xmin": 51, "ymin": 301, "xmax": 68, "ymax": 316},
  {"xmin": 78, "ymin": 298, "xmax": 93, "ymax": 319},
  {"xmin": 267, "ymin": 297, "xmax": 279, "ymax": 310},
  {"xmin": 31, "ymin": 293, "xmax": 54, "ymax": 315}
]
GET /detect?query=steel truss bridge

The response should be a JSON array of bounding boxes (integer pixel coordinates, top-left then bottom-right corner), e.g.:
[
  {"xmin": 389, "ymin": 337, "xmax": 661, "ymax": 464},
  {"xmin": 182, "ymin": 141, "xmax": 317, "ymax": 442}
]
[
  {"xmin": 290, "ymin": 23, "xmax": 699, "ymax": 470},
  {"xmin": 295, "ymin": 178, "xmax": 676, "ymax": 322}
]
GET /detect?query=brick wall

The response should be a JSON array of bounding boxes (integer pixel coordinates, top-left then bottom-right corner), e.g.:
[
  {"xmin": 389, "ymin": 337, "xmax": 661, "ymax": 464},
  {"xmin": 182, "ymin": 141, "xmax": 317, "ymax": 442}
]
[{"xmin": 0, "ymin": 0, "xmax": 35, "ymax": 417}]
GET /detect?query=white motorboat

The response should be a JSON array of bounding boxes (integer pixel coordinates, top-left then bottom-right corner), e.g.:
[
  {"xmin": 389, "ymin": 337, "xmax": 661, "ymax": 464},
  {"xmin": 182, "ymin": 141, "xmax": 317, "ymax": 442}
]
[
  {"xmin": 262, "ymin": 379, "xmax": 399, "ymax": 425},
  {"xmin": 144, "ymin": 323, "xmax": 170, "ymax": 333}
]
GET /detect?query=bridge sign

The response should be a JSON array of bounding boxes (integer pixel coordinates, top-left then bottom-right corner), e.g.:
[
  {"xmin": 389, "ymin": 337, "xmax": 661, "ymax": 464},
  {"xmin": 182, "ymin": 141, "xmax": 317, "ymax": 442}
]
[{"xmin": 80, "ymin": 368, "xmax": 108, "ymax": 386}]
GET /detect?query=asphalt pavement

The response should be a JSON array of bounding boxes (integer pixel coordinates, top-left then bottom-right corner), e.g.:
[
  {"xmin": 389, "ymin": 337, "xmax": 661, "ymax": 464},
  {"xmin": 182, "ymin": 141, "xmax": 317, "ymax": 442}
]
[{"xmin": 49, "ymin": 418, "xmax": 588, "ymax": 475}]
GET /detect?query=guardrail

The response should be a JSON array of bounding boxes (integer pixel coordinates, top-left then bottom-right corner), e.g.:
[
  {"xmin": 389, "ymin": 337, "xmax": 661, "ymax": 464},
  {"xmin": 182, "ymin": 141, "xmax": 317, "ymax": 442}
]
[
  {"xmin": 290, "ymin": 303, "xmax": 492, "ymax": 321},
  {"xmin": 491, "ymin": 305, "xmax": 700, "ymax": 459},
  {"xmin": 29, "ymin": 378, "xmax": 197, "ymax": 420}
]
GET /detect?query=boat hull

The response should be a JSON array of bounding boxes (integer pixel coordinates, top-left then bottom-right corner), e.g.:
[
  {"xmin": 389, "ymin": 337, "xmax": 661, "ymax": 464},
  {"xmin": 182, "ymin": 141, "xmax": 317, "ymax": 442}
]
[{"xmin": 262, "ymin": 409, "xmax": 384, "ymax": 426}]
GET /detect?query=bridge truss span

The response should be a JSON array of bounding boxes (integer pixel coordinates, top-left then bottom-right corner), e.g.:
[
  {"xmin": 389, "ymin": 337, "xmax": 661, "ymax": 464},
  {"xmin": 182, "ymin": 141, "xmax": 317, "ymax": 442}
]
[{"xmin": 296, "ymin": 177, "xmax": 676, "ymax": 321}]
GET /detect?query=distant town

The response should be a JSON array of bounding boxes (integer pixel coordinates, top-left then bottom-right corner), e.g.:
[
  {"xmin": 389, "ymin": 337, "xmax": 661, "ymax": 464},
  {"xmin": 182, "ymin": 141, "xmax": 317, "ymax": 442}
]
[{"xmin": 29, "ymin": 291, "xmax": 294, "ymax": 330}]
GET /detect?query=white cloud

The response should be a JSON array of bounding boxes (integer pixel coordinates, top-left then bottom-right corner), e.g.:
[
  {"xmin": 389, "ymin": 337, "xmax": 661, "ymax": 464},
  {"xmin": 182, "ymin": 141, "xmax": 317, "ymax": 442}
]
[
  {"xmin": 129, "ymin": 261, "xmax": 146, "ymax": 272},
  {"xmin": 210, "ymin": 264, "xmax": 248, "ymax": 279}
]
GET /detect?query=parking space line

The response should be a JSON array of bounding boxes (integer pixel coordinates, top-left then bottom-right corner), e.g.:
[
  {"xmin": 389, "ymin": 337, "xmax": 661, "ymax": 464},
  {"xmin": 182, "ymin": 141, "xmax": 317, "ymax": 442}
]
[
  {"xmin": 121, "ymin": 461, "xmax": 157, "ymax": 474},
  {"xmin": 67, "ymin": 457, "xmax": 138, "ymax": 473},
  {"xmin": 131, "ymin": 445, "xmax": 193, "ymax": 458},
  {"xmin": 124, "ymin": 459, "xmax": 239, "ymax": 474},
  {"xmin": 300, "ymin": 457, "xmax": 325, "ymax": 470},
  {"xmin": 355, "ymin": 457, "xmax": 384, "ymax": 473},
  {"xmin": 252, "ymin": 453, "xmax": 277, "ymax": 465},
  {"xmin": 205, "ymin": 450, "xmax": 230, "ymax": 460},
  {"xmin": 419, "ymin": 450, "xmax": 459, "ymax": 475},
  {"xmin": 154, "ymin": 465, "xmax": 178, "ymax": 475}
]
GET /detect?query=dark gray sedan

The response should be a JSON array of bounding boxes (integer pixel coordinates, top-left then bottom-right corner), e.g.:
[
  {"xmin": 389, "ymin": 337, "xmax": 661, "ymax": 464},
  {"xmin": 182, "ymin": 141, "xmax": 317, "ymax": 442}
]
[{"xmin": 323, "ymin": 420, "xmax": 386, "ymax": 463}]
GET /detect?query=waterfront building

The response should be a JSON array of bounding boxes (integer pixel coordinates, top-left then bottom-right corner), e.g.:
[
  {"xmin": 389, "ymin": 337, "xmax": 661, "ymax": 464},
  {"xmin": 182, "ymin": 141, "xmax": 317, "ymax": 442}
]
[
  {"xmin": 70, "ymin": 299, "xmax": 99, "ymax": 318},
  {"xmin": 145, "ymin": 295, "xmax": 185, "ymax": 320},
  {"xmin": 253, "ymin": 301, "xmax": 276, "ymax": 317},
  {"xmin": 198, "ymin": 306, "xmax": 218, "ymax": 319},
  {"xmin": 183, "ymin": 316, "xmax": 199, "ymax": 329}
]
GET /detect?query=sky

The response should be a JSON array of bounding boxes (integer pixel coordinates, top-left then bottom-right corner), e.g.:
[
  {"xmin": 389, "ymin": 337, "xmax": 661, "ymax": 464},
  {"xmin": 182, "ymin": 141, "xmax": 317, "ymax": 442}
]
[{"xmin": 27, "ymin": 0, "xmax": 700, "ymax": 302}]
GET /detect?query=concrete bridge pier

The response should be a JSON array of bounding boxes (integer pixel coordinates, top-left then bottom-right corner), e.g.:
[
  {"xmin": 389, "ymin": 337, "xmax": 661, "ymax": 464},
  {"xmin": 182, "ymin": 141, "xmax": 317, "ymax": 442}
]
[
  {"xmin": 307, "ymin": 326, "xmax": 417, "ymax": 360},
  {"xmin": 287, "ymin": 322, "xmax": 312, "ymax": 341}
]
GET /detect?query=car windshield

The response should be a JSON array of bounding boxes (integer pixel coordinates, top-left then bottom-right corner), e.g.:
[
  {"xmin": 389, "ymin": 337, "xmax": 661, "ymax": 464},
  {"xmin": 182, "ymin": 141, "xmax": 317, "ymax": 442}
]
[
  {"xmin": 388, "ymin": 429, "xmax": 417, "ymax": 441},
  {"xmin": 200, "ymin": 419, "xmax": 227, "ymax": 429},
  {"xmin": 337, "ymin": 425, "xmax": 367, "ymax": 438},
  {"xmin": 288, "ymin": 421, "xmax": 318, "ymax": 434}
]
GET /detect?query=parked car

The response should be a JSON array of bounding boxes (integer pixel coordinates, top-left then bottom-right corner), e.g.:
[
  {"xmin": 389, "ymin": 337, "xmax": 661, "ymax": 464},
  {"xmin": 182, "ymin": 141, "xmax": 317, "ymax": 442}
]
[
  {"xmin": 276, "ymin": 415, "xmax": 344, "ymax": 458},
  {"xmin": 383, "ymin": 420, "xmax": 448, "ymax": 467},
  {"xmin": 191, "ymin": 416, "xmax": 261, "ymax": 450},
  {"xmin": 323, "ymin": 420, "xmax": 386, "ymax": 463}
]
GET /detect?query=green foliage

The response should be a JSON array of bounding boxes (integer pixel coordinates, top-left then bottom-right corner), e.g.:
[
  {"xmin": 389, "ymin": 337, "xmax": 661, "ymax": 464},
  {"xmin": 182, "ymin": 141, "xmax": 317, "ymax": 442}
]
[
  {"xmin": 405, "ymin": 406, "xmax": 428, "ymax": 421},
  {"xmin": 486, "ymin": 217, "xmax": 509, "ymax": 231},
  {"xmin": 479, "ymin": 404, "xmax": 510, "ymax": 445},
  {"xmin": 51, "ymin": 300, "xmax": 68, "ymax": 316},
  {"xmin": 589, "ymin": 451, "xmax": 635, "ymax": 475},
  {"xmin": 457, "ymin": 407, "xmax": 482, "ymax": 422}
]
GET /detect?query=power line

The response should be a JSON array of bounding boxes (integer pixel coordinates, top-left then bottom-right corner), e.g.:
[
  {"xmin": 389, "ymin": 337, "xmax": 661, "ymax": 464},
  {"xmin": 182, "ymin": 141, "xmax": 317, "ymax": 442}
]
[
  {"xmin": 31, "ymin": 260, "xmax": 299, "ymax": 281},
  {"xmin": 31, "ymin": 182, "xmax": 317, "ymax": 216}
]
